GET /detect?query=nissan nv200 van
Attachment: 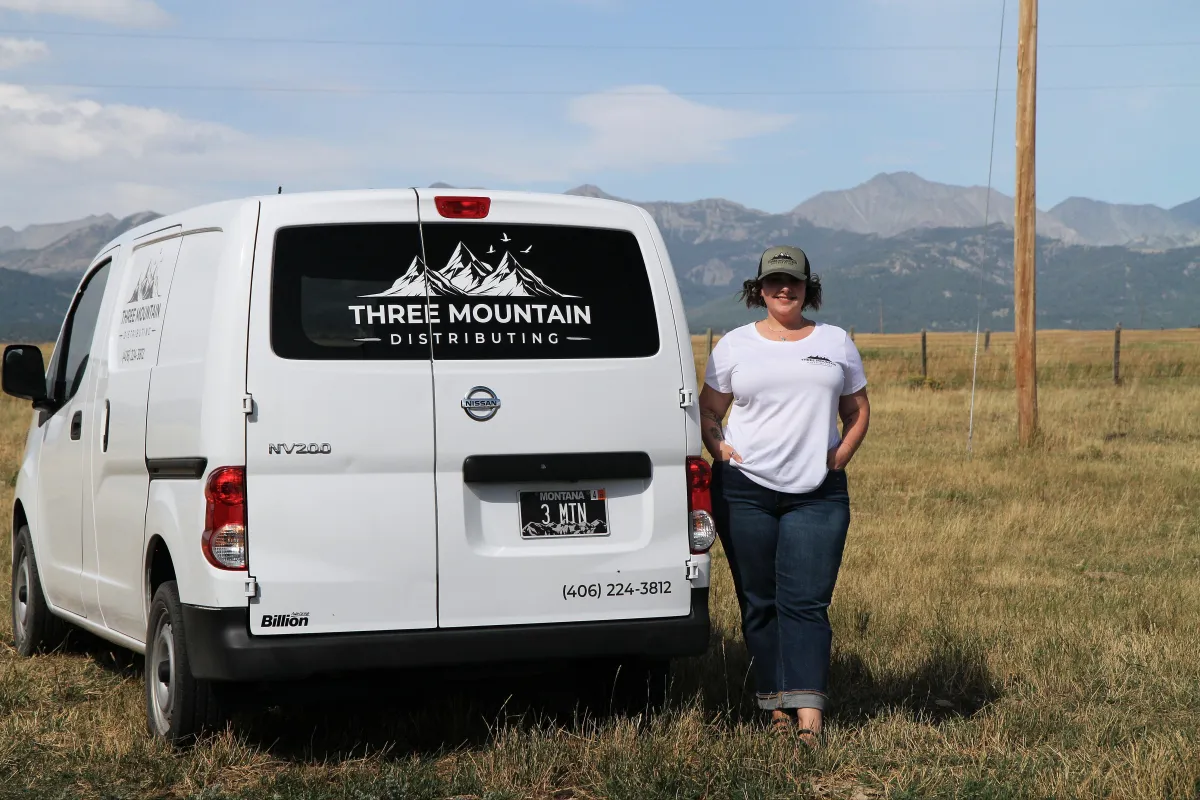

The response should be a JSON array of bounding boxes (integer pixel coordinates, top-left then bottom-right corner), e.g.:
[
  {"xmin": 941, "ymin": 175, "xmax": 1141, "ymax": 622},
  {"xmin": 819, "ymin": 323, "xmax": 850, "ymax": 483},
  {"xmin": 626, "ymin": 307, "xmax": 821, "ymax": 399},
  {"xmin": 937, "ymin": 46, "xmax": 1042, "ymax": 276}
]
[{"xmin": 4, "ymin": 189, "xmax": 714, "ymax": 743}]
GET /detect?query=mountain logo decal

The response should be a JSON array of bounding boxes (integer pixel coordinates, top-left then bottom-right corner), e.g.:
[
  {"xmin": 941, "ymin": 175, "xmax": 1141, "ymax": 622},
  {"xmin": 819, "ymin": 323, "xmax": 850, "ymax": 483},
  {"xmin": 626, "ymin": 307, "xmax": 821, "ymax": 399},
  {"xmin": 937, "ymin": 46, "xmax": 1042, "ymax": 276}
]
[
  {"xmin": 360, "ymin": 242, "xmax": 578, "ymax": 299},
  {"xmin": 126, "ymin": 261, "xmax": 160, "ymax": 304}
]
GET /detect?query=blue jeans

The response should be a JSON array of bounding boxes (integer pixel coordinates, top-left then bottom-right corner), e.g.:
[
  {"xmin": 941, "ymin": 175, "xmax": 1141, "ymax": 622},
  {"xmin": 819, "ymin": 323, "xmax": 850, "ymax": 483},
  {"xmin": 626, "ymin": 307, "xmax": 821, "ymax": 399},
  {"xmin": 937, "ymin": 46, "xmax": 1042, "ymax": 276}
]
[{"xmin": 714, "ymin": 463, "xmax": 850, "ymax": 711}]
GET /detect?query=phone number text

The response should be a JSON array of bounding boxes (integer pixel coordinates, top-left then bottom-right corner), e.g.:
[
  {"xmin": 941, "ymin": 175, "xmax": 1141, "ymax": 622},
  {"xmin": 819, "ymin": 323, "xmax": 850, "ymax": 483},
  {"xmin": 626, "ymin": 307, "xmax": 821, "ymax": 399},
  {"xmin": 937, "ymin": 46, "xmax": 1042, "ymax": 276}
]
[{"xmin": 562, "ymin": 581, "xmax": 672, "ymax": 600}]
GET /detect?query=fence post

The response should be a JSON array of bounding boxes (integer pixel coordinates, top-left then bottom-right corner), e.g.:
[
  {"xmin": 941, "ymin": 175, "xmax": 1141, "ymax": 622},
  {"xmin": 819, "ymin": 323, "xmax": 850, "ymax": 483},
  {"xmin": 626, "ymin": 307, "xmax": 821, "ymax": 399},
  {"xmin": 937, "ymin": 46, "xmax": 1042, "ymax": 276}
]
[
  {"xmin": 984, "ymin": 329, "xmax": 991, "ymax": 352},
  {"xmin": 920, "ymin": 329, "xmax": 928, "ymax": 379},
  {"xmin": 849, "ymin": 326, "xmax": 855, "ymax": 342},
  {"xmin": 705, "ymin": 327, "xmax": 714, "ymax": 355},
  {"xmin": 1113, "ymin": 323, "xmax": 1122, "ymax": 385}
]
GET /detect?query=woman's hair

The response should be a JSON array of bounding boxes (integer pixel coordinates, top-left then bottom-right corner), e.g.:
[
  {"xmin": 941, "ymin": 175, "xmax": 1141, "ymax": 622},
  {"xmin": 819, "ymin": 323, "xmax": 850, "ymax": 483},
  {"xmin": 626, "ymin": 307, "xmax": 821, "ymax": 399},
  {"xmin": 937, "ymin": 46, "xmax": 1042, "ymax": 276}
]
[{"xmin": 738, "ymin": 273, "xmax": 823, "ymax": 311}]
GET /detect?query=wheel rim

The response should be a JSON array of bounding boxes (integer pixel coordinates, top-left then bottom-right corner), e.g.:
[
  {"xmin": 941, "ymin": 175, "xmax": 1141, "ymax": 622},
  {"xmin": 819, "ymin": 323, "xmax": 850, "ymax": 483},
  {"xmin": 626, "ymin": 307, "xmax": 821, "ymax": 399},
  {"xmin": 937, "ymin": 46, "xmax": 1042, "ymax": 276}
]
[
  {"xmin": 150, "ymin": 619, "xmax": 175, "ymax": 733},
  {"xmin": 13, "ymin": 553, "xmax": 30, "ymax": 644}
]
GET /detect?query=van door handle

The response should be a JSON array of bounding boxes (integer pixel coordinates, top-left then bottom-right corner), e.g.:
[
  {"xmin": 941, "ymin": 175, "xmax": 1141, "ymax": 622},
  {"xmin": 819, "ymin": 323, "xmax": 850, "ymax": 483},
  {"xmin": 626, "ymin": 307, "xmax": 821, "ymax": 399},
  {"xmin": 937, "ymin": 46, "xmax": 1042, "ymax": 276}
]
[
  {"xmin": 102, "ymin": 400, "xmax": 111, "ymax": 452},
  {"xmin": 70, "ymin": 410, "xmax": 83, "ymax": 440}
]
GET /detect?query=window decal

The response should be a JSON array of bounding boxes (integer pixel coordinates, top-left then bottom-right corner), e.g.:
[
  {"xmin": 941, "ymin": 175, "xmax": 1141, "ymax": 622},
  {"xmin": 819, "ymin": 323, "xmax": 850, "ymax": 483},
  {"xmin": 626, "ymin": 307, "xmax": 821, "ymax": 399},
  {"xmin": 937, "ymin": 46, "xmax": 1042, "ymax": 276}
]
[
  {"xmin": 116, "ymin": 237, "xmax": 182, "ymax": 368},
  {"xmin": 274, "ymin": 223, "xmax": 659, "ymax": 361}
]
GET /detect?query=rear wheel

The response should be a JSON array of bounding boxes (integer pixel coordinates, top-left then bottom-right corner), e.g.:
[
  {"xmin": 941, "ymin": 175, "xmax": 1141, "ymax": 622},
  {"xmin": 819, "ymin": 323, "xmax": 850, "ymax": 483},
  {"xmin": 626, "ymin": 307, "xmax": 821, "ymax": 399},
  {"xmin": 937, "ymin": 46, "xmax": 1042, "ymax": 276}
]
[
  {"xmin": 145, "ymin": 581, "xmax": 227, "ymax": 745},
  {"xmin": 11, "ymin": 525, "xmax": 68, "ymax": 656}
]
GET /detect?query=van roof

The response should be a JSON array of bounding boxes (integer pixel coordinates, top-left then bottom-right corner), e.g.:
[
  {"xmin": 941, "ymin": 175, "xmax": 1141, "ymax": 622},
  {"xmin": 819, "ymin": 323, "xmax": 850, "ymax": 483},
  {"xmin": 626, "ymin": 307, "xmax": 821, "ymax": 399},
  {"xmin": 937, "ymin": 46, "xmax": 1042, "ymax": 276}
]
[
  {"xmin": 107, "ymin": 188, "xmax": 643, "ymax": 266},
  {"xmin": 250, "ymin": 187, "xmax": 637, "ymax": 212}
]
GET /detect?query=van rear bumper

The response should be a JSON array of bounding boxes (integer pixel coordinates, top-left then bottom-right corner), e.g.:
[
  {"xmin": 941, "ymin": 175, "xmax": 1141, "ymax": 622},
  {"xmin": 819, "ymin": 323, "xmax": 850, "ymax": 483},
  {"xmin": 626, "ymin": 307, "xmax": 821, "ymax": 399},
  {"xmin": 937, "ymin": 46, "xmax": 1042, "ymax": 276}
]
[{"xmin": 182, "ymin": 589, "xmax": 709, "ymax": 682}]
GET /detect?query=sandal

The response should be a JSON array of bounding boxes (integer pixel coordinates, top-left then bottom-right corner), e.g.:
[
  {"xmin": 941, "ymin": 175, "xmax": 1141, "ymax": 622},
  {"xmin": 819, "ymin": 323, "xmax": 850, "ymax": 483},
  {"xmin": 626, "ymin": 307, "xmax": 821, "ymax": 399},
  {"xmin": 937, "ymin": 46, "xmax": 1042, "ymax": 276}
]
[
  {"xmin": 769, "ymin": 711, "xmax": 794, "ymax": 733},
  {"xmin": 795, "ymin": 727, "xmax": 822, "ymax": 749}
]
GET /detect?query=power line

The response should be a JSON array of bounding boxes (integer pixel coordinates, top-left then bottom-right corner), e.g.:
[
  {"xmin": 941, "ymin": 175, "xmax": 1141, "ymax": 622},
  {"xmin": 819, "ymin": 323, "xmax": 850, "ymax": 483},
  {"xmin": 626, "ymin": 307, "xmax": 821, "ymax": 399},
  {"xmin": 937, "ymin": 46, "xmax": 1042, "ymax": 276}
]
[
  {"xmin": 968, "ymin": 0, "xmax": 1007, "ymax": 458},
  {"xmin": 3, "ymin": 27, "xmax": 1200, "ymax": 52},
  {"xmin": 13, "ymin": 81, "xmax": 1200, "ymax": 97}
]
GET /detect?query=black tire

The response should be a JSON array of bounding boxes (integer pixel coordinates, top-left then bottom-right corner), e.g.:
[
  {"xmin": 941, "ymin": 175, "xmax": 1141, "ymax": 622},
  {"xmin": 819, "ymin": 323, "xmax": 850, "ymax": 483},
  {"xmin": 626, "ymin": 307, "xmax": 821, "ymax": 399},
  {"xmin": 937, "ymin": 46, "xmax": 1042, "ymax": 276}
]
[
  {"xmin": 145, "ymin": 581, "xmax": 227, "ymax": 745},
  {"xmin": 11, "ymin": 525, "xmax": 69, "ymax": 656}
]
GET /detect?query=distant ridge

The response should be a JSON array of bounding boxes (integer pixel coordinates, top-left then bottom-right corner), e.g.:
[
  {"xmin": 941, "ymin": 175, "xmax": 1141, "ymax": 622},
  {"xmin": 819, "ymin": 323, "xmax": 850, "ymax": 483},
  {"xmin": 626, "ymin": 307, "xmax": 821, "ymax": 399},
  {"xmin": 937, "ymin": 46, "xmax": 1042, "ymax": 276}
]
[
  {"xmin": 791, "ymin": 171, "xmax": 1083, "ymax": 242},
  {"xmin": 2, "ymin": 175, "xmax": 1198, "ymax": 339},
  {"xmin": 0, "ymin": 211, "xmax": 161, "ymax": 277},
  {"xmin": 564, "ymin": 184, "xmax": 624, "ymax": 201},
  {"xmin": 0, "ymin": 214, "xmax": 117, "ymax": 253}
]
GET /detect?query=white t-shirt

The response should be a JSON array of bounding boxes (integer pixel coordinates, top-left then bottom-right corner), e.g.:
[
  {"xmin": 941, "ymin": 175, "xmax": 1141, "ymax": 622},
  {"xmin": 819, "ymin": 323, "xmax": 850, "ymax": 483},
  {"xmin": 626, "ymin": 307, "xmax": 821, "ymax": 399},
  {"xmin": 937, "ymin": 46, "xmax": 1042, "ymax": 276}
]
[{"xmin": 703, "ymin": 321, "xmax": 867, "ymax": 494}]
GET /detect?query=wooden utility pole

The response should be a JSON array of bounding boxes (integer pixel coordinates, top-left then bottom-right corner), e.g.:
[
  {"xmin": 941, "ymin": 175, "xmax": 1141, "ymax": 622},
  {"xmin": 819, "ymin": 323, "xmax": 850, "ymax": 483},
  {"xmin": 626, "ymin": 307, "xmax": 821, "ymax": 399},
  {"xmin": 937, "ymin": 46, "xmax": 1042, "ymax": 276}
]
[
  {"xmin": 878, "ymin": 298, "xmax": 884, "ymax": 334},
  {"xmin": 1014, "ymin": 0, "xmax": 1039, "ymax": 446}
]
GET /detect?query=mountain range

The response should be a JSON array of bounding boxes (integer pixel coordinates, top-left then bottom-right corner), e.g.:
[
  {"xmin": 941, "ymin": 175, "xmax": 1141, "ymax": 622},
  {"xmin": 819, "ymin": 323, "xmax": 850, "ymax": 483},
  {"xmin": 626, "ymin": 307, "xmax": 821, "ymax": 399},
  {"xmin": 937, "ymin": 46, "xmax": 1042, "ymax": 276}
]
[{"xmin": 1, "ymin": 174, "xmax": 1198, "ymax": 340}]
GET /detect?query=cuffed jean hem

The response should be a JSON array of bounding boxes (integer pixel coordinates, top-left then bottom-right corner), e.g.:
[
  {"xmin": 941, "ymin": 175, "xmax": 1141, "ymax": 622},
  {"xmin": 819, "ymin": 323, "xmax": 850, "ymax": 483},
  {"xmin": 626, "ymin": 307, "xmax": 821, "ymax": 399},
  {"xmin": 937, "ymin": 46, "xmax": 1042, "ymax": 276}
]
[{"xmin": 755, "ymin": 690, "xmax": 828, "ymax": 712}]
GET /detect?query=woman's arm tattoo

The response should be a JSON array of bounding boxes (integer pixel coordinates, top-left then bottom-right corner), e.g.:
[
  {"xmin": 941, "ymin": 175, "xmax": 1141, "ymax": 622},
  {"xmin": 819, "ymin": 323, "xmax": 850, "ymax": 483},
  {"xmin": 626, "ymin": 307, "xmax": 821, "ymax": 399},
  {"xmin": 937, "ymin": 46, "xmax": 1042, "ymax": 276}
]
[{"xmin": 700, "ymin": 409, "xmax": 725, "ymax": 444}]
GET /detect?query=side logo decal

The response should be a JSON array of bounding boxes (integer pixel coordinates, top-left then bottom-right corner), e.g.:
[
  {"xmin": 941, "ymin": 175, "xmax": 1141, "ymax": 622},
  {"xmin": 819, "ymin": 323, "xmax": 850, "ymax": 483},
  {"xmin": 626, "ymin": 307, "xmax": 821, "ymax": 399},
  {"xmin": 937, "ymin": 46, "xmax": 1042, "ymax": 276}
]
[{"xmin": 126, "ymin": 258, "xmax": 161, "ymax": 304}]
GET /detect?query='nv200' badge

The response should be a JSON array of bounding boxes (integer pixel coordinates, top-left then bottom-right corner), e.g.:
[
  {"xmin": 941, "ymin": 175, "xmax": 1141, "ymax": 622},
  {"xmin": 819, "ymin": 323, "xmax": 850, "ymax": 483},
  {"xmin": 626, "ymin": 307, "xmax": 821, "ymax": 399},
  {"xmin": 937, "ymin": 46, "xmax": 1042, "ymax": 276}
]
[{"xmin": 461, "ymin": 386, "xmax": 501, "ymax": 421}]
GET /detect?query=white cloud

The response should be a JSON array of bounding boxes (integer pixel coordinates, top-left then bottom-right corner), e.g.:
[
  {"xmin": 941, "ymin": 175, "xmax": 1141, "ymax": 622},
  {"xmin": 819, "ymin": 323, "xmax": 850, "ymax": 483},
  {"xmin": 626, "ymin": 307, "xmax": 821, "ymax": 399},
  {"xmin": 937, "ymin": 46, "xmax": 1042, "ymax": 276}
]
[
  {"xmin": 399, "ymin": 85, "xmax": 794, "ymax": 183},
  {"xmin": 567, "ymin": 86, "xmax": 794, "ymax": 172},
  {"xmin": 0, "ymin": 82, "xmax": 792, "ymax": 226},
  {"xmin": 0, "ymin": 83, "xmax": 249, "ymax": 164},
  {"xmin": 0, "ymin": 83, "xmax": 351, "ymax": 225},
  {"xmin": 0, "ymin": 0, "xmax": 168, "ymax": 27},
  {"xmin": 0, "ymin": 37, "xmax": 48, "ymax": 69}
]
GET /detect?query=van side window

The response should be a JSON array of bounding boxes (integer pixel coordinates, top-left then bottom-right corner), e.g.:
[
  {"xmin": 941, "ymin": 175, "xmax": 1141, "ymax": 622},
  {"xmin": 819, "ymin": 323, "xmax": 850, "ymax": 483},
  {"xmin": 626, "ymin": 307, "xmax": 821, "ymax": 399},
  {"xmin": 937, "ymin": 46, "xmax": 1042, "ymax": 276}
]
[{"xmin": 54, "ymin": 261, "xmax": 111, "ymax": 404}]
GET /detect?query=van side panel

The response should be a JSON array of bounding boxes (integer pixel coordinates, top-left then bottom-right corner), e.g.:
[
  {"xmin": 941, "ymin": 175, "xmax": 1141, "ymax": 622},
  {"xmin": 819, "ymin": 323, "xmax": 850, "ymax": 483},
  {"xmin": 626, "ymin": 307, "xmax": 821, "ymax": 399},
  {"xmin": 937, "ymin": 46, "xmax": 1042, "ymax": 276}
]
[
  {"xmin": 88, "ymin": 230, "xmax": 190, "ymax": 638},
  {"xmin": 147, "ymin": 231, "xmax": 229, "ymax": 458},
  {"xmin": 145, "ymin": 203, "xmax": 258, "ymax": 612},
  {"xmin": 79, "ymin": 246, "xmax": 132, "ymax": 622},
  {"xmin": 639, "ymin": 208, "xmax": 703, "ymax": 459}
]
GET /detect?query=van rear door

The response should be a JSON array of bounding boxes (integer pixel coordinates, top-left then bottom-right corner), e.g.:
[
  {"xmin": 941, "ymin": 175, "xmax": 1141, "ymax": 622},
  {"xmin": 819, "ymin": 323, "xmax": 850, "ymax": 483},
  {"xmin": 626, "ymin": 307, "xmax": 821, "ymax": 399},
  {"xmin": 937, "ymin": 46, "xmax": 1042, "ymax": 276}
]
[
  {"xmin": 415, "ymin": 190, "xmax": 692, "ymax": 628},
  {"xmin": 245, "ymin": 193, "xmax": 439, "ymax": 635}
]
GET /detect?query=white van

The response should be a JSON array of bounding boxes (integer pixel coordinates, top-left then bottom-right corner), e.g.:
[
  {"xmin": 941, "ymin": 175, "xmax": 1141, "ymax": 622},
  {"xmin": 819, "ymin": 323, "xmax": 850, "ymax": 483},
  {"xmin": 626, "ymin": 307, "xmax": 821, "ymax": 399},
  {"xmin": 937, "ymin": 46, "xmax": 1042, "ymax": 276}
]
[{"xmin": 4, "ymin": 189, "xmax": 714, "ymax": 743}]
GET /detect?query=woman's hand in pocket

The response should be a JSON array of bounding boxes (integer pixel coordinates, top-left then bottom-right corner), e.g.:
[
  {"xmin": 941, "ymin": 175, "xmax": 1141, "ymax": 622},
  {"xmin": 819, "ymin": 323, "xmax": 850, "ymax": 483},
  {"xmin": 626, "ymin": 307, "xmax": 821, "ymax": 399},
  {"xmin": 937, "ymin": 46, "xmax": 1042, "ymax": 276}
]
[{"xmin": 719, "ymin": 442, "xmax": 744, "ymax": 464}]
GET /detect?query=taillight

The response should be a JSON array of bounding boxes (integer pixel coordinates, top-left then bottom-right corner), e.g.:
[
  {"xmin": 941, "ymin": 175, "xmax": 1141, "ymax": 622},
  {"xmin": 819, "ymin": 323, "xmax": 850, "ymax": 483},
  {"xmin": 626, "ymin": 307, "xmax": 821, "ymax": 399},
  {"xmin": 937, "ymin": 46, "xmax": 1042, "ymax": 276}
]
[
  {"xmin": 687, "ymin": 456, "xmax": 716, "ymax": 554},
  {"xmin": 435, "ymin": 196, "xmax": 491, "ymax": 219},
  {"xmin": 202, "ymin": 466, "xmax": 247, "ymax": 570}
]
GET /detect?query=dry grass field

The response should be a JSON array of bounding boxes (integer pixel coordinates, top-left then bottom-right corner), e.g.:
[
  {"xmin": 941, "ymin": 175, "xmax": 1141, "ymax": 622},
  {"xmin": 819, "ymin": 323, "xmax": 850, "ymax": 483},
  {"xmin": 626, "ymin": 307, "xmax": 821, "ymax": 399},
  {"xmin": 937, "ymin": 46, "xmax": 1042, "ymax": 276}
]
[{"xmin": 3, "ymin": 328, "xmax": 1200, "ymax": 799}]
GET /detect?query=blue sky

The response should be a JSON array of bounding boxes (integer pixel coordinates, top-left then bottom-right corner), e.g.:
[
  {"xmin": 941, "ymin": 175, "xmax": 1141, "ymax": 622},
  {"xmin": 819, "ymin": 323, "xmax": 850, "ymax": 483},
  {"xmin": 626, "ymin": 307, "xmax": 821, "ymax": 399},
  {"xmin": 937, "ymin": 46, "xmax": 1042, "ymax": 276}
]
[{"xmin": 0, "ymin": 0, "xmax": 1198, "ymax": 226}]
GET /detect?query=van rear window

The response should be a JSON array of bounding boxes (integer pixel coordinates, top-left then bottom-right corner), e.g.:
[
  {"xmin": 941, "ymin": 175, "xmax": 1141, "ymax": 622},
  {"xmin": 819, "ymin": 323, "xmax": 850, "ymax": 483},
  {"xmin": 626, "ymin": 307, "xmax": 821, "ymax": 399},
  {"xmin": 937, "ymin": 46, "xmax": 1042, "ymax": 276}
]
[{"xmin": 271, "ymin": 222, "xmax": 661, "ymax": 360}]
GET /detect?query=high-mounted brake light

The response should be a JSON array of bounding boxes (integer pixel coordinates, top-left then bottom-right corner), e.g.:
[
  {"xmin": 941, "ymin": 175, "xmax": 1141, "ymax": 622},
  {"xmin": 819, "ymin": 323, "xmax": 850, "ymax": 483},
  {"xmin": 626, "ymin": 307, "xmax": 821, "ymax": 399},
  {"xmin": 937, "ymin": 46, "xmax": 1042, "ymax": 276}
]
[
  {"xmin": 686, "ymin": 456, "xmax": 716, "ymax": 554},
  {"xmin": 202, "ymin": 466, "xmax": 247, "ymax": 570},
  {"xmin": 435, "ymin": 196, "xmax": 491, "ymax": 219}
]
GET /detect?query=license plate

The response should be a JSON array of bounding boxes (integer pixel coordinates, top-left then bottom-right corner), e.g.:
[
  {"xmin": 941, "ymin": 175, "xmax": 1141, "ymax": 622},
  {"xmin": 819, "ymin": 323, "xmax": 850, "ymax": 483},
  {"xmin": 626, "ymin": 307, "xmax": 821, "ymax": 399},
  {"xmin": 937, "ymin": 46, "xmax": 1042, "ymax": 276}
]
[{"xmin": 519, "ymin": 489, "xmax": 609, "ymax": 538}]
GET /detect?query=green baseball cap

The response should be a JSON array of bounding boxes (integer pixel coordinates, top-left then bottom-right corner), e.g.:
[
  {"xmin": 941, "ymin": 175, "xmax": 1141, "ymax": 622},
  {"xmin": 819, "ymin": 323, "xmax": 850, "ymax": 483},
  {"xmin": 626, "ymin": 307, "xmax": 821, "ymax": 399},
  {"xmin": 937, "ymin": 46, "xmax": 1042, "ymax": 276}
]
[{"xmin": 757, "ymin": 245, "xmax": 811, "ymax": 281}]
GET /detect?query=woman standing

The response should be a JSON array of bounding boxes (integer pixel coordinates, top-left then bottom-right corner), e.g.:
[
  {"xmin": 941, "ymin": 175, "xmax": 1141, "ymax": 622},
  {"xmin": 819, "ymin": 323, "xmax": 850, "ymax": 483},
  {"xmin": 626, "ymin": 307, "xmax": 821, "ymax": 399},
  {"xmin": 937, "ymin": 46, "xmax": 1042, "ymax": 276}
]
[{"xmin": 700, "ymin": 245, "xmax": 870, "ymax": 744}]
